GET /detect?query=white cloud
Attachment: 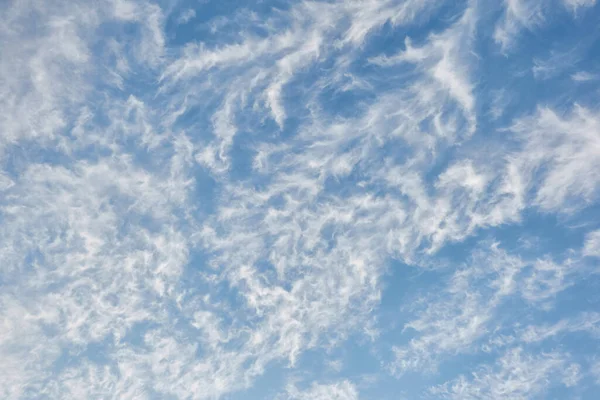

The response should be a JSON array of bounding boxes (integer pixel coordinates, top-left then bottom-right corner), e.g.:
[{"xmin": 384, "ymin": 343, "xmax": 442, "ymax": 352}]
[
  {"xmin": 508, "ymin": 105, "xmax": 600, "ymax": 212},
  {"xmin": 592, "ymin": 360, "xmax": 600, "ymax": 385},
  {"xmin": 0, "ymin": 1, "xmax": 92, "ymax": 149},
  {"xmin": 495, "ymin": 0, "xmax": 596, "ymax": 51},
  {"xmin": 520, "ymin": 258, "xmax": 573, "ymax": 304},
  {"xmin": 532, "ymin": 49, "xmax": 579, "ymax": 80},
  {"xmin": 390, "ymin": 242, "xmax": 582, "ymax": 374},
  {"xmin": 370, "ymin": 5, "xmax": 478, "ymax": 132},
  {"xmin": 583, "ymin": 230, "xmax": 600, "ymax": 257},
  {"xmin": 280, "ymin": 380, "xmax": 359, "ymax": 400},
  {"xmin": 488, "ymin": 89, "xmax": 511, "ymax": 120},
  {"xmin": 0, "ymin": 156, "xmax": 192, "ymax": 396},
  {"xmin": 1, "ymin": 0, "xmax": 599, "ymax": 398},
  {"xmin": 563, "ymin": 0, "xmax": 597, "ymax": 13},
  {"xmin": 520, "ymin": 312, "xmax": 600, "ymax": 342},
  {"xmin": 430, "ymin": 348, "xmax": 577, "ymax": 399},
  {"xmin": 571, "ymin": 71, "xmax": 599, "ymax": 81},
  {"xmin": 494, "ymin": 0, "xmax": 546, "ymax": 52},
  {"xmin": 177, "ymin": 8, "xmax": 196, "ymax": 25},
  {"xmin": 390, "ymin": 244, "xmax": 525, "ymax": 374}
]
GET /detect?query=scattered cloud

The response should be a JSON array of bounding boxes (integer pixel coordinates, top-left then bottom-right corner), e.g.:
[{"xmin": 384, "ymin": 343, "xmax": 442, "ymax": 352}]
[
  {"xmin": 279, "ymin": 380, "xmax": 359, "ymax": 400},
  {"xmin": 563, "ymin": 0, "xmax": 598, "ymax": 13},
  {"xmin": 520, "ymin": 312, "xmax": 600, "ymax": 343},
  {"xmin": 177, "ymin": 8, "xmax": 196, "ymax": 25},
  {"xmin": 508, "ymin": 105, "xmax": 600, "ymax": 213},
  {"xmin": 571, "ymin": 71, "xmax": 599, "ymax": 81},
  {"xmin": 494, "ymin": 0, "xmax": 546, "ymax": 52},
  {"xmin": 430, "ymin": 348, "xmax": 578, "ymax": 399},
  {"xmin": 583, "ymin": 230, "xmax": 600, "ymax": 257},
  {"xmin": 1, "ymin": 0, "xmax": 599, "ymax": 399},
  {"xmin": 532, "ymin": 49, "xmax": 580, "ymax": 80}
]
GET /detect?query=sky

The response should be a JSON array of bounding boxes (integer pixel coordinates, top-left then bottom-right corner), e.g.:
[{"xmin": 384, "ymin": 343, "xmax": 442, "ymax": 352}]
[{"xmin": 1, "ymin": 0, "xmax": 600, "ymax": 399}]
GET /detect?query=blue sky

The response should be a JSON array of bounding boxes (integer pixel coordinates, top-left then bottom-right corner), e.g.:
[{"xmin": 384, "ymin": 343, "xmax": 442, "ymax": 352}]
[{"xmin": 1, "ymin": 0, "xmax": 600, "ymax": 399}]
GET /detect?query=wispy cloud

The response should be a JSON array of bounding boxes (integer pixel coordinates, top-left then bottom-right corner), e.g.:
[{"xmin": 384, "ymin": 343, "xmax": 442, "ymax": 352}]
[
  {"xmin": 508, "ymin": 105, "xmax": 600, "ymax": 212},
  {"xmin": 494, "ymin": 0, "xmax": 546, "ymax": 52},
  {"xmin": 1, "ymin": 0, "xmax": 599, "ymax": 398},
  {"xmin": 176, "ymin": 8, "xmax": 196, "ymax": 25},
  {"xmin": 563, "ymin": 0, "xmax": 597, "ymax": 13},
  {"xmin": 583, "ymin": 230, "xmax": 600, "ymax": 257},
  {"xmin": 520, "ymin": 312, "xmax": 600, "ymax": 342},
  {"xmin": 532, "ymin": 48, "xmax": 580, "ymax": 80},
  {"xmin": 390, "ymin": 244, "xmax": 524, "ymax": 374},
  {"xmin": 279, "ymin": 380, "xmax": 359, "ymax": 400},
  {"xmin": 430, "ymin": 348, "xmax": 579, "ymax": 399},
  {"xmin": 571, "ymin": 70, "xmax": 599, "ymax": 81}
]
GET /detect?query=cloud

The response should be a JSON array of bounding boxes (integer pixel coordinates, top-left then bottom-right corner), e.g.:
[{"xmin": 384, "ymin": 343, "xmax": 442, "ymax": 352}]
[
  {"xmin": 494, "ymin": 0, "xmax": 596, "ymax": 52},
  {"xmin": 494, "ymin": 0, "xmax": 546, "ymax": 52},
  {"xmin": 0, "ymin": 0, "xmax": 93, "ymax": 149},
  {"xmin": 592, "ymin": 360, "xmax": 600, "ymax": 385},
  {"xmin": 279, "ymin": 380, "xmax": 359, "ymax": 400},
  {"xmin": 532, "ymin": 49, "xmax": 580, "ymax": 80},
  {"xmin": 390, "ymin": 244, "xmax": 525, "ymax": 374},
  {"xmin": 583, "ymin": 230, "xmax": 600, "ymax": 257},
  {"xmin": 507, "ymin": 105, "xmax": 600, "ymax": 213},
  {"xmin": 563, "ymin": 0, "xmax": 597, "ymax": 13},
  {"xmin": 390, "ymin": 242, "xmax": 584, "ymax": 375},
  {"xmin": 177, "ymin": 8, "xmax": 196, "ymax": 25},
  {"xmin": 571, "ymin": 71, "xmax": 599, "ymax": 81},
  {"xmin": 520, "ymin": 312, "xmax": 600, "ymax": 343},
  {"xmin": 430, "ymin": 348, "xmax": 578, "ymax": 399},
  {"xmin": 520, "ymin": 258, "xmax": 573, "ymax": 304},
  {"xmin": 370, "ymin": 4, "xmax": 478, "ymax": 132},
  {"xmin": 1, "ymin": 0, "xmax": 599, "ymax": 398}
]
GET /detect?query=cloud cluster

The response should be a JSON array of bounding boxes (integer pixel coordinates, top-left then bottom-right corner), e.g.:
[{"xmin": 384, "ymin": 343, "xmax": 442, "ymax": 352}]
[
  {"xmin": 430, "ymin": 347, "xmax": 579, "ymax": 399},
  {"xmin": 1, "ymin": 0, "xmax": 599, "ymax": 399}
]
